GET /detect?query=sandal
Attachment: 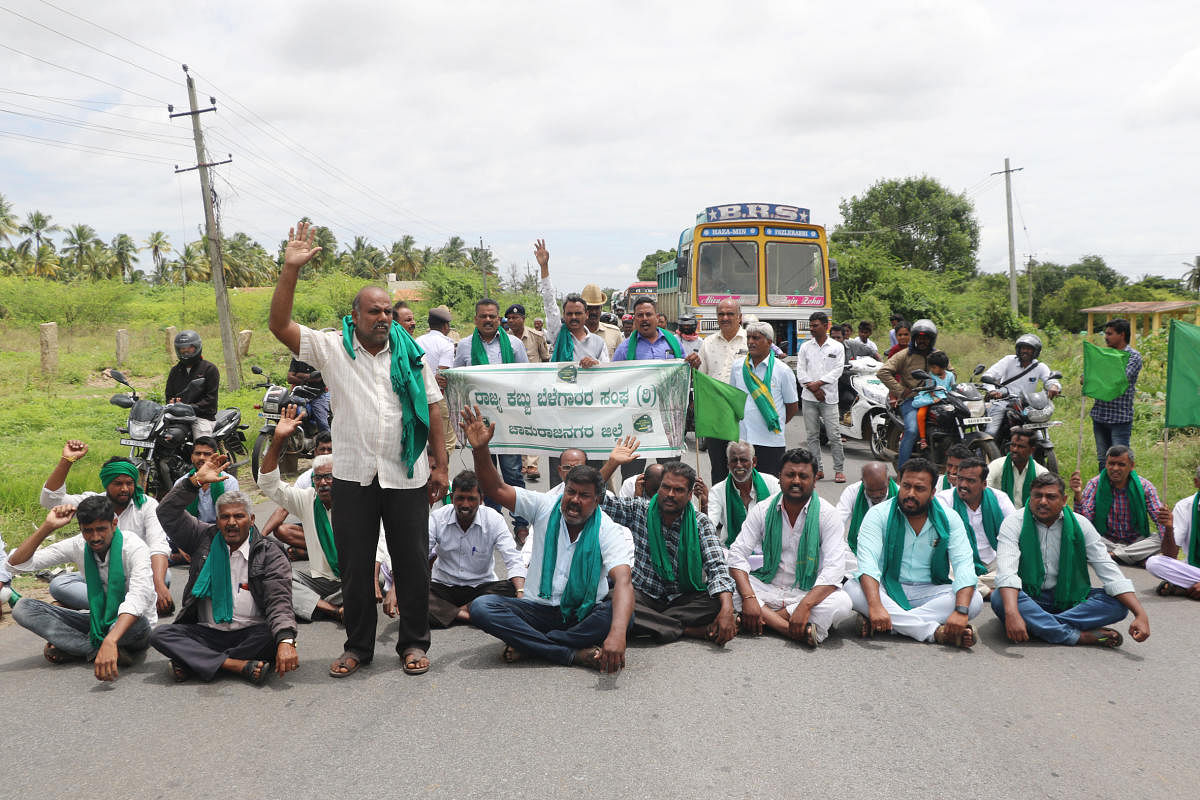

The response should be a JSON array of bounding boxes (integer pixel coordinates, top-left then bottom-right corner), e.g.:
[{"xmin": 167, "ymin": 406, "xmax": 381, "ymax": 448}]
[
  {"xmin": 43, "ymin": 642, "xmax": 79, "ymax": 665},
  {"xmin": 402, "ymin": 648, "xmax": 430, "ymax": 675},
  {"xmin": 573, "ymin": 646, "xmax": 603, "ymax": 671},
  {"xmin": 934, "ymin": 623, "xmax": 976, "ymax": 649},
  {"xmin": 1092, "ymin": 628, "xmax": 1124, "ymax": 648},
  {"xmin": 240, "ymin": 659, "xmax": 270, "ymax": 685},
  {"xmin": 169, "ymin": 659, "xmax": 192, "ymax": 683},
  {"xmin": 801, "ymin": 622, "xmax": 819, "ymax": 648},
  {"xmin": 1156, "ymin": 580, "xmax": 1188, "ymax": 597},
  {"xmin": 500, "ymin": 645, "xmax": 525, "ymax": 663},
  {"xmin": 857, "ymin": 613, "xmax": 874, "ymax": 638},
  {"xmin": 329, "ymin": 652, "xmax": 363, "ymax": 678}
]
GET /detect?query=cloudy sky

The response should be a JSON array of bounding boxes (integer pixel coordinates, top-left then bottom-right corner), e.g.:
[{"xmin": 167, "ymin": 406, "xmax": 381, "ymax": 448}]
[{"xmin": 2, "ymin": 0, "xmax": 1197, "ymax": 291}]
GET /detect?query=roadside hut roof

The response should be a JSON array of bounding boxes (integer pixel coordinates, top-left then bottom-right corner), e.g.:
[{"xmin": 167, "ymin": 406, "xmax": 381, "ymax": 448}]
[{"xmin": 1078, "ymin": 300, "xmax": 1200, "ymax": 314}]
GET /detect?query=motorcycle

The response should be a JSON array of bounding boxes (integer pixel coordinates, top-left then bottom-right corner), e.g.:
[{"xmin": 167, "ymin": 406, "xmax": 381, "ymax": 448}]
[
  {"xmin": 982, "ymin": 370, "xmax": 1064, "ymax": 474},
  {"xmin": 831, "ymin": 355, "xmax": 890, "ymax": 460},
  {"xmin": 249, "ymin": 365, "xmax": 325, "ymax": 480},
  {"xmin": 882, "ymin": 365, "xmax": 1002, "ymax": 468}
]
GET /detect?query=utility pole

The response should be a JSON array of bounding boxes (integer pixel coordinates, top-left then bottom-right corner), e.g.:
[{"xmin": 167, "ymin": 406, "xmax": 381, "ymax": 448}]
[
  {"xmin": 170, "ymin": 65, "xmax": 240, "ymax": 390},
  {"xmin": 479, "ymin": 236, "xmax": 489, "ymax": 298},
  {"xmin": 1027, "ymin": 254, "xmax": 1035, "ymax": 320},
  {"xmin": 992, "ymin": 157, "xmax": 1024, "ymax": 314}
]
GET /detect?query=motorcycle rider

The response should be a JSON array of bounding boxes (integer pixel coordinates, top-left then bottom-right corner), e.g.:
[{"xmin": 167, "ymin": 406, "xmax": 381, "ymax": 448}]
[
  {"xmin": 981, "ymin": 334, "xmax": 1061, "ymax": 437},
  {"xmin": 878, "ymin": 319, "xmax": 939, "ymax": 468},
  {"xmin": 165, "ymin": 330, "xmax": 220, "ymax": 439}
]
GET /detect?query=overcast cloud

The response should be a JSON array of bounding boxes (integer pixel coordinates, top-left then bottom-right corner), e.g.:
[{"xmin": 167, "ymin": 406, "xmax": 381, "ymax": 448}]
[{"xmin": 1, "ymin": 0, "xmax": 1197, "ymax": 291}]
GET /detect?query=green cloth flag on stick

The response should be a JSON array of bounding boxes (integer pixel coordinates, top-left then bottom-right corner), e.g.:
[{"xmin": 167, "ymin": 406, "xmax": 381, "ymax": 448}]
[
  {"xmin": 1082, "ymin": 341, "xmax": 1130, "ymax": 401},
  {"xmin": 692, "ymin": 369, "xmax": 748, "ymax": 442},
  {"xmin": 1165, "ymin": 318, "xmax": 1200, "ymax": 429}
]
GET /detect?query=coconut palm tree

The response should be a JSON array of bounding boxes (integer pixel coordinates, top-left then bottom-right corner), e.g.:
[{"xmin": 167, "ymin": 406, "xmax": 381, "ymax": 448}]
[
  {"xmin": 0, "ymin": 193, "xmax": 18, "ymax": 245},
  {"xmin": 1185, "ymin": 256, "xmax": 1200, "ymax": 296},
  {"xmin": 18, "ymin": 210, "xmax": 61, "ymax": 251},
  {"xmin": 110, "ymin": 233, "xmax": 140, "ymax": 282},
  {"xmin": 29, "ymin": 243, "xmax": 60, "ymax": 279},
  {"xmin": 388, "ymin": 235, "xmax": 421, "ymax": 279},
  {"xmin": 61, "ymin": 223, "xmax": 103, "ymax": 277},
  {"xmin": 145, "ymin": 231, "xmax": 172, "ymax": 284},
  {"xmin": 173, "ymin": 241, "xmax": 208, "ymax": 283},
  {"xmin": 440, "ymin": 235, "xmax": 467, "ymax": 266}
]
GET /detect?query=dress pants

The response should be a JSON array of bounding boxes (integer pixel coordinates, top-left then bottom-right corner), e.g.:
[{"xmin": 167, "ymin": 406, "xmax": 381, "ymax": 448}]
[
  {"xmin": 845, "ymin": 580, "xmax": 982, "ymax": 642},
  {"xmin": 1146, "ymin": 555, "xmax": 1200, "ymax": 590},
  {"xmin": 470, "ymin": 595, "xmax": 614, "ymax": 665},
  {"xmin": 428, "ymin": 580, "xmax": 515, "ymax": 628},
  {"xmin": 12, "ymin": 599, "xmax": 151, "ymax": 658},
  {"xmin": 333, "ymin": 477, "xmax": 430, "ymax": 662},
  {"xmin": 752, "ymin": 446, "xmax": 785, "ymax": 478},
  {"xmin": 151, "ymin": 622, "xmax": 275, "ymax": 679},
  {"xmin": 989, "ymin": 587, "xmax": 1127, "ymax": 645},
  {"xmin": 630, "ymin": 590, "xmax": 720, "ymax": 643}
]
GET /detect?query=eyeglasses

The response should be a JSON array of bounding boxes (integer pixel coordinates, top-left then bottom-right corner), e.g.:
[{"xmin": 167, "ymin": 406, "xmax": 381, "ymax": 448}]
[{"xmin": 313, "ymin": 473, "xmax": 334, "ymax": 483}]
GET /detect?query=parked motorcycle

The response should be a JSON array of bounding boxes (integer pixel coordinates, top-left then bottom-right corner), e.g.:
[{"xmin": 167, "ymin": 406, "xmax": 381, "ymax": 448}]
[
  {"xmin": 882, "ymin": 365, "xmax": 1002, "ymax": 468},
  {"xmin": 832, "ymin": 355, "xmax": 890, "ymax": 459},
  {"xmin": 982, "ymin": 370, "xmax": 1064, "ymax": 474},
  {"xmin": 249, "ymin": 365, "xmax": 325, "ymax": 480}
]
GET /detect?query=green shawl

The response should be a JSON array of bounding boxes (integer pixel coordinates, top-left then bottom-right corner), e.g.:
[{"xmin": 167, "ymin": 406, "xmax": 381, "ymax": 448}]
[
  {"xmin": 752, "ymin": 492, "xmax": 822, "ymax": 590},
  {"xmin": 98, "ymin": 461, "xmax": 146, "ymax": 509},
  {"xmin": 186, "ymin": 469, "xmax": 226, "ymax": 518},
  {"xmin": 880, "ymin": 499, "xmax": 952, "ymax": 610},
  {"xmin": 723, "ymin": 470, "xmax": 769, "ymax": 546},
  {"xmin": 952, "ymin": 487, "xmax": 1005, "ymax": 576},
  {"xmin": 941, "ymin": 473, "xmax": 952, "ymax": 491},
  {"xmin": 847, "ymin": 479, "xmax": 897, "ymax": 554},
  {"xmin": 625, "ymin": 328, "xmax": 683, "ymax": 360},
  {"xmin": 551, "ymin": 324, "xmax": 579, "ymax": 363},
  {"xmin": 742, "ymin": 352, "xmax": 781, "ymax": 433},
  {"xmin": 1000, "ymin": 454, "xmax": 1036, "ymax": 506},
  {"xmin": 312, "ymin": 495, "xmax": 340, "ymax": 578},
  {"xmin": 1017, "ymin": 507, "xmax": 1090, "ymax": 611},
  {"xmin": 1188, "ymin": 493, "xmax": 1200, "ymax": 568},
  {"xmin": 342, "ymin": 316, "xmax": 429, "ymax": 478},
  {"xmin": 646, "ymin": 495, "xmax": 706, "ymax": 592},
  {"xmin": 191, "ymin": 532, "xmax": 235, "ymax": 624},
  {"xmin": 541, "ymin": 503, "xmax": 604, "ymax": 623},
  {"xmin": 84, "ymin": 527, "xmax": 126, "ymax": 647},
  {"xmin": 1094, "ymin": 470, "xmax": 1151, "ymax": 539},
  {"xmin": 471, "ymin": 328, "xmax": 517, "ymax": 365}
]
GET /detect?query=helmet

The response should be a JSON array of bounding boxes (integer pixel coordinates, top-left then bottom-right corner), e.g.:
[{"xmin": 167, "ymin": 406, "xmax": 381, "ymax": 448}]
[
  {"xmin": 677, "ymin": 314, "xmax": 698, "ymax": 334},
  {"xmin": 601, "ymin": 312, "xmax": 618, "ymax": 326},
  {"xmin": 1015, "ymin": 333, "xmax": 1042, "ymax": 360},
  {"xmin": 174, "ymin": 330, "xmax": 203, "ymax": 365},
  {"xmin": 909, "ymin": 319, "xmax": 938, "ymax": 351}
]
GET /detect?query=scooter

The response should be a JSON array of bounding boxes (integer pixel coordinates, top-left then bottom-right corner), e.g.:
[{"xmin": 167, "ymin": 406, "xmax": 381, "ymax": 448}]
[{"xmin": 832, "ymin": 355, "xmax": 890, "ymax": 459}]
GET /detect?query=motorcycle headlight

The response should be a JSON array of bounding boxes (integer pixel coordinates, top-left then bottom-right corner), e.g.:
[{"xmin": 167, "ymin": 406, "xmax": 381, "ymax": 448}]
[
  {"xmin": 1025, "ymin": 404, "xmax": 1054, "ymax": 423},
  {"xmin": 966, "ymin": 400, "xmax": 986, "ymax": 417},
  {"xmin": 128, "ymin": 420, "xmax": 153, "ymax": 439}
]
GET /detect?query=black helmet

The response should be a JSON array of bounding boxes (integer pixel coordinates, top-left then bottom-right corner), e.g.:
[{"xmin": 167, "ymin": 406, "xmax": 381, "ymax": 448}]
[
  {"xmin": 1015, "ymin": 333, "xmax": 1042, "ymax": 360},
  {"xmin": 677, "ymin": 313, "xmax": 698, "ymax": 334},
  {"xmin": 909, "ymin": 319, "xmax": 938, "ymax": 352},
  {"xmin": 174, "ymin": 329, "xmax": 203, "ymax": 365}
]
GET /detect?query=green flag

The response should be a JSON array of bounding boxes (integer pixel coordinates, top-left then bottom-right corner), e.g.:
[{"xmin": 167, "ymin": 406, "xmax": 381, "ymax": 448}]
[
  {"xmin": 1166, "ymin": 318, "xmax": 1200, "ymax": 429},
  {"xmin": 692, "ymin": 369, "xmax": 747, "ymax": 441},
  {"xmin": 1082, "ymin": 341, "xmax": 1130, "ymax": 401}
]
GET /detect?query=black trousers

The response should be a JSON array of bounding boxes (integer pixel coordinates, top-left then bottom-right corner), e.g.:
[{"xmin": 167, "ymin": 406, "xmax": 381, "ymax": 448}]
[
  {"xmin": 706, "ymin": 438, "xmax": 732, "ymax": 485},
  {"xmin": 333, "ymin": 477, "xmax": 431, "ymax": 661},
  {"xmin": 150, "ymin": 622, "xmax": 275, "ymax": 681},
  {"xmin": 631, "ymin": 590, "xmax": 722, "ymax": 643},
  {"xmin": 428, "ymin": 580, "xmax": 516, "ymax": 628},
  {"xmin": 753, "ymin": 446, "xmax": 785, "ymax": 478}
]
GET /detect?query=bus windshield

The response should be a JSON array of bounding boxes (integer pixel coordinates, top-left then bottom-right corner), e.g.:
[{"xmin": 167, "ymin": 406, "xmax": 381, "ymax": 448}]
[
  {"xmin": 766, "ymin": 241, "xmax": 824, "ymax": 306},
  {"xmin": 696, "ymin": 241, "xmax": 758, "ymax": 303}
]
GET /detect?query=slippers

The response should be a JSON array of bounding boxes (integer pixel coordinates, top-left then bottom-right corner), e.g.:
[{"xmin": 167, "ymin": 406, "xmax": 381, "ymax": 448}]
[
  {"xmin": 573, "ymin": 646, "xmax": 603, "ymax": 671},
  {"xmin": 169, "ymin": 659, "xmax": 192, "ymax": 683},
  {"xmin": 500, "ymin": 645, "xmax": 525, "ymax": 663},
  {"xmin": 834, "ymin": 473, "xmax": 846, "ymax": 483},
  {"xmin": 329, "ymin": 652, "xmax": 363, "ymax": 678},
  {"xmin": 402, "ymin": 648, "xmax": 430, "ymax": 675},
  {"xmin": 1092, "ymin": 628, "xmax": 1124, "ymax": 648},
  {"xmin": 43, "ymin": 642, "xmax": 79, "ymax": 665},
  {"xmin": 801, "ymin": 622, "xmax": 819, "ymax": 648},
  {"xmin": 240, "ymin": 659, "xmax": 270, "ymax": 685},
  {"xmin": 934, "ymin": 624, "xmax": 976, "ymax": 649},
  {"xmin": 857, "ymin": 613, "xmax": 874, "ymax": 639}
]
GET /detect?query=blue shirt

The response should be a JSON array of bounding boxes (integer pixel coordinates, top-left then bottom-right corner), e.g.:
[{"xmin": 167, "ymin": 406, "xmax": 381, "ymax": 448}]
[
  {"xmin": 612, "ymin": 332, "xmax": 678, "ymax": 361},
  {"xmin": 853, "ymin": 498, "xmax": 977, "ymax": 592}
]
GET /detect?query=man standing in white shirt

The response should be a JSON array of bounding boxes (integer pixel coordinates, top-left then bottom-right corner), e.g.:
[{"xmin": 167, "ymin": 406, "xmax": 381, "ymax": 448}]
[
  {"xmin": 937, "ymin": 457, "xmax": 1015, "ymax": 599},
  {"xmin": 697, "ymin": 299, "xmax": 748, "ymax": 484},
  {"xmin": 417, "ymin": 305, "xmax": 459, "ymax": 461},
  {"xmin": 9, "ymin": 497, "xmax": 156, "ymax": 681},
  {"xmin": 796, "ymin": 311, "xmax": 846, "ymax": 483},
  {"xmin": 729, "ymin": 322, "xmax": 799, "ymax": 477},
  {"xmin": 269, "ymin": 220, "xmax": 447, "ymax": 679}
]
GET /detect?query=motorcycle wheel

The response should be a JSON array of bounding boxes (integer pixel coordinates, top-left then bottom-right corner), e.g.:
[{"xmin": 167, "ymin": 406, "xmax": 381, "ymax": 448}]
[
  {"xmin": 251, "ymin": 432, "xmax": 271, "ymax": 482},
  {"xmin": 154, "ymin": 460, "xmax": 174, "ymax": 501},
  {"xmin": 974, "ymin": 439, "xmax": 1002, "ymax": 463},
  {"xmin": 1041, "ymin": 449, "xmax": 1059, "ymax": 476},
  {"xmin": 865, "ymin": 413, "xmax": 887, "ymax": 460},
  {"xmin": 220, "ymin": 436, "xmax": 248, "ymax": 479}
]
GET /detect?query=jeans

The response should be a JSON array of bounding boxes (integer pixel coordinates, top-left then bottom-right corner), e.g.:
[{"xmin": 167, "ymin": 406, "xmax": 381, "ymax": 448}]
[
  {"xmin": 803, "ymin": 399, "xmax": 844, "ymax": 472},
  {"xmin": 990, "ymin": 587, "xmax": 1127, "ymax": 645},
  {"xmin": 308, "ymin": 390, "xmax": 331, "ymax": 433},
  {"xmin": 897, "ymin": 398, "xmax": 919, "ymax": 467},
  {"xmin": 984, "ymin": 400, "xmax": 1008, "ymax": 437},
  {"xmin": 469, "ymin": 595, "xmax": 615, "ymax": 665},
  {"xmin": 487, "ymin": 455, "xmax": 528, "ymax": 530},
  {"xmin": 1092, "ymin": 419, "xmax": 1132, "ymax": 472},
  {"xmin": 12, "ymin": 598, "xmax": 151, "ymax": 658},
  {"xmin": 50, "ymin": 570, "xmax": 168, "ymax": 610}
]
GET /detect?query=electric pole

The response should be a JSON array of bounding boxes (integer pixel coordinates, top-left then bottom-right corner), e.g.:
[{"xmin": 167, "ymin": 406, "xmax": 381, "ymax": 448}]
[
  {"xmin": 1027, "ymin": 254, "xmax": 1034, "ymax": 320},
  {"xmin": 479, "ymin": 236, "xmax": 489, "ymax": 297},
  {"xmin": 992, "ymin": 158, "xmax": 1023, "ymax": 314},
  {"xmin": 170, "ymin": 65, "xmax": 240, "ymax": 390}
]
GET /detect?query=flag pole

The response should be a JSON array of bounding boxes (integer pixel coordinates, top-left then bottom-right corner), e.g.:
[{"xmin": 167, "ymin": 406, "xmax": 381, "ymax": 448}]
[
  {"xmin": 1076, "ymin": 382, "xmax": 1087, "ymax": 475},
  {"xmin": 1162, "ymin": 426, "xmax": 1170, "ymax": 497}
]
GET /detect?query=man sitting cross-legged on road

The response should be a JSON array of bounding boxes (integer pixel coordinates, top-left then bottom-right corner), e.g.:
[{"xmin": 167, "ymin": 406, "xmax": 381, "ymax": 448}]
[
  {"xmin": 423, "ymin": 469, "xmax": 526, "ymax": 628},
  {"xmin": 987, "ymin": 428, "xmax": 1048, "ymax": 508},
  {"xmin": 1146, "ymin": 465, "xmax": 1200, "ymax": 600},
  {"xmin": 1070, "ymin": 445, "xmax": 1167, "ymax": 566},
  {"xmin": 598, "ymin": 437, "xmax": 738, "ymax": 647},
  {"xmin": 991, "ymin": 472, "xmax": 1150, "ymax": 648},
  {"xmin": 8, "ymin": 498, "xmax": 156, "ymax": 682},
  {"xmin": 836, "ymin": 462, "xmax": 896, "ymax": 575},
  {"xmin": 259, "ymin": 429, "xmax": 333, "ymax": 561},
  {"xmin": 461, "ymin": 406, "xmax": 634, "ymax": 672},
  {"xmin": 705, "ymin": 441, "xmax": 780, "ymax": 549},
  {"xmin": 257, "ymin": 405, "xmax": 345, "ymax": 624},
  {"xmin": 844, "ymin": 457, "xmax": 983, "ymax": 648},
  {"xmin": 728, "ymin": 448, "xmax": 854, "ymax": 648},
  {"xmin": 937, "ymin": 457, "xmax": 1016, "ymax": 600},
  {"xmin": 152, "ymin": 455, "xmax": 298, "ymax": 684}
]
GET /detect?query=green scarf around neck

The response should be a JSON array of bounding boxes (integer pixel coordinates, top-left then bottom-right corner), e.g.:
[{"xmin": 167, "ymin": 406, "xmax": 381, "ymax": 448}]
[
  {"xmin": 1094, "ymin": 470, "xmax": 1150, "ymax": 539},
  {"xmin": 1000, "ymin": 454, "xmax": 1036, "ymax": 506},
  {"xmin": 880, "ymin": 498, "xmax": 952, "ymax": 610},
  {"xmin": 625, "ymin": 327, "xmax": 682, "ymax": 360},
  {"xmin": 646, "ymin": 495, "xmax": 707, "ymax": 592},
  {"xmin": 941, "ymin": 473, "xmax": 952, "ymax": 491},
  {"xmin": 99, "ymin": 461, "xmax": 146, "ymax": 509},
  {"xmin": 191, "ymin": 531, "xmax": 236, "ymax": 624},
  {"xmin": 742, "ymin": 352, "xmax": 781, "ymax": 433},
  {"xmin": 186, "ymin": 469, "xmax": 226, "ymax": 517},
  {"xmin": 1017, "ymin": 507, "xmax": 1090, "ymax": 611},
  {"xmin": 952, "ymin": 487, "xmax": 1005, "ymax": 575},
  {"xmin": 471, "ymin": 328, "xmax": 517, "ymax": 365},
  {"xmin": 723, "ymin": 470, "xmax": 769, "ymax": 546},
  {"xmin": 752, "ymin": 492, "xmax": 822, "ymax": 590},
  {"xmin": 848, "ymin": 479, "xmax": 897, "ymax": 554},
  {"xmin": 551, "ymin": 322, "xmax": 580, "ymax": 362},
  {"xmin": 342, "ymin": 316, "xmax": 429, "ymax": 478},
  {"xmin": 541, "ymin": 503, "xmax": 604, "ymax": 623},
  {"xmin": 1187, "ymin": 493, "xmax": 1200, "ymax": 568},
  {"xmin": 84, "ymin": 527, "xmax": 126, "ymax": 647},
  {"xmin": 312, "ymin": 495, "xmax": 340, "ymax": 578}
]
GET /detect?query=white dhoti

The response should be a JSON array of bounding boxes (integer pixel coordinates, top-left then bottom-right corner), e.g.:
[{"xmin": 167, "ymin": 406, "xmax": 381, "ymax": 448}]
[
  {"xmin": 734, "ymin": 574, "xmax": 854, "ymax": 642},
  {"xmin": 1146, "ymin": 554, "xmax": 1200, "ymax": 589},
  {"xmin": 1103, "ymin": 535, "xmax": 1161, "ymax": 565},
  {"xmin": 844, "ymin": 580, "xmax": 982, "ymax": 642}
]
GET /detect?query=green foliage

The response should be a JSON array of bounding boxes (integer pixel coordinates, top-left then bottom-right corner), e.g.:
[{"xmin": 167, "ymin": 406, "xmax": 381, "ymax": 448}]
[
  {"xmin": 1039, "ymin": 276, "xmax": 1111, "ymax": 332},
  {"xmin": 637, "ymin": 248, "xmax": 676, "ymax": 281},
  {"xmin": 979, "ymin": 296, "xmax": 1026, "ymax": 339}
]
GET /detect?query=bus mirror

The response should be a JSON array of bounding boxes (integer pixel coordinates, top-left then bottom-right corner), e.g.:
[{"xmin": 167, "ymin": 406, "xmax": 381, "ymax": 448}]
[
  {"xmin": 828, "ymin": 257, "xmax": 839, "ymax": 281},
  {"xmin": 675, "ymin": 252, "xmax": 686, "ymax": 269}
]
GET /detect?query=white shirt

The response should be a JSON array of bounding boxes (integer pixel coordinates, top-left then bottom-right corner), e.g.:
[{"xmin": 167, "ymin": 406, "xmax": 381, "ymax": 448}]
[
  {"xmin": 428, "ymin": 503, "xmax": 526, "ymax": 586},
  {"xmin": 986, "ymin": 456, "xmax": 1048, "ymax": 507},
  {"xmin": 708, "ymin": 473, "xmax": 780, "ymax": 537},
  {"xmin": 538, "ymin": 277, "xmax": 612, "ymax": 364},
  {"xmin": 982, "ymin": 355, "xmax": 1061, "ymax": 396},
  {"xmin": 171, "ymin": 473, "xmax": 239, "ymax": 524},
  {"xmin": 452, "ymin": 331, "xmax": 530, "ymax": 367},
  {"xmin": 298, "ymin": 324, "xmax": 443, "ymax": 489},
  {"xmin": 995, "ymin": 509, "xmax": 1135, "ymax": 596},
  {"xmin": 257, "ymin": 466, "xmax": 338, "ymax": 581},
  {"xmin": 729, "ymin": 354, "xmax": 799, "ymax": 447},
  {"xmin": 795, "ymin": 336, "xmax": 845, "ymax": 404},
  {"xmin": 1171, "ymin": 493, "xmax": 1197, "ymax": 555},
  {"xmin": 698, "ymin": 327, "xmax": 748, "ymax": 385},
  {"xmin": 835, "ymin": 480, "xmax": 890, "ymax": 532},
  {"xmin": 0, "ymin": 532, "xmax": 11, "ymax": 584},
  {"xmin": 8, "ymin": 532, "xmax": 157, "ymax": 626},
  {"xmin": 618, "ymin": 475, "xmax": 639, "ymax": 498},
  {"xmin": 199, "ymin": 537, "xmax": 262, "ymax": 631},
  {"xmin": 936, "ymin": 487, "xmax": 1016, "ymax": 564},
  {"xmin": 514, "ymin": 488, "xmax": 633, "ymax": 607},
  {"xmin": 41, "ymin": 484, "xmax": 170, "ymax": 558},
  {"xmin": 416, "ymin": 329, "xmax": 457, "ymax": 369},
  {"xmin": 728, "ymin": 494, "xmax": 847, "ymax": 590}
]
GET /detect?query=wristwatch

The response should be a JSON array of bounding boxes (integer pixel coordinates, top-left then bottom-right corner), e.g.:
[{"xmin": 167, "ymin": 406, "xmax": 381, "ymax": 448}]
[
  {"xmin": 279, "ymin": 637, "xmax": 297, "ymax": 647},
  {"xmin": 954, "ymin": 604, "xmax": 970, "ymax": 616}
]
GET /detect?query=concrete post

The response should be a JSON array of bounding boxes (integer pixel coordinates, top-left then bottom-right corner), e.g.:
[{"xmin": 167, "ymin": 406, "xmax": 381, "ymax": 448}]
[
  {"xmin": 116, "ymin": 328, "xmax": 130, "ymax": 366},
  {"xmin": 237, "ymin": 329, "xmax": 252, "ymax": 358},
  {"xmin": 39, "ymin": 322, "xmax": 58, "ymax": 374},
  {"xmin": 165, "ymin": 325, "xmax": 177, "ymax": 360}
]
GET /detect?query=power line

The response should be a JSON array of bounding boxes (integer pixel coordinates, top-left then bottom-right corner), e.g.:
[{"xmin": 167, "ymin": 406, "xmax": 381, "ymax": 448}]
[
  {"xmin": 0, "ymin": 41, "xmax": 168, "ymax": 104},
  {"xmin": 0, "ymin": 87, "xmax": 160, "ymax": 108},
  {"xmin": 0, "ymin": 128, "xmax": 176, "ymax": 163},
  {"xmin": 0, "ymin": 103, "xmax": 194, "ymax": 146},
  {"xmin": 34, "ymin": 0, "xmax": 178, "ymax": 67}
]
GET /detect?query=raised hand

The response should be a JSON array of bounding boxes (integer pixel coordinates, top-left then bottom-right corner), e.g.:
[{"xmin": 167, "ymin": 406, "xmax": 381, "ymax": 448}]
[
  {"xmin": 194, "ymin": 453, "xmax": 230, "ymax": 485},
  {"xmin": 45, "ymin": 505, "xmax": 77, "ymax": 531},
  {"xmin": 62, "ymin": 440, "xmax": 89, "ymax": 461},
  {"xmin": 273, "ymin": 403, "xmax": 306, "ymax": 442},
  {"xmin": 459, "ymin": 405, "xmax": 495, "ymax": 449},
  {"xmin": 283, "ymin": 220, "xmax": 323, "ymax": 271},
  {"xmin": 533, "ymin": 238, "xmax": 549, "ymax": 271},
  {"xmin": 608, "ymin": 436, "xmax": 641, "ymax": 466}
]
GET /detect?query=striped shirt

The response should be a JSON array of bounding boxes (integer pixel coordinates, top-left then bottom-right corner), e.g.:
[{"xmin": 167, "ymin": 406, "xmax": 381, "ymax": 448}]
[{"xmin": 1074, "ymin": 473, "xmax": 1166, "ymax": 544}]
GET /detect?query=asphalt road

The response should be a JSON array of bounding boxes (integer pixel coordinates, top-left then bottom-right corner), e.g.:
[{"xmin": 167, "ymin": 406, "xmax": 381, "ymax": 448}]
[{"xmin": 3, "ymin": 419, "xmax": 1198, "ymax": 799}]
